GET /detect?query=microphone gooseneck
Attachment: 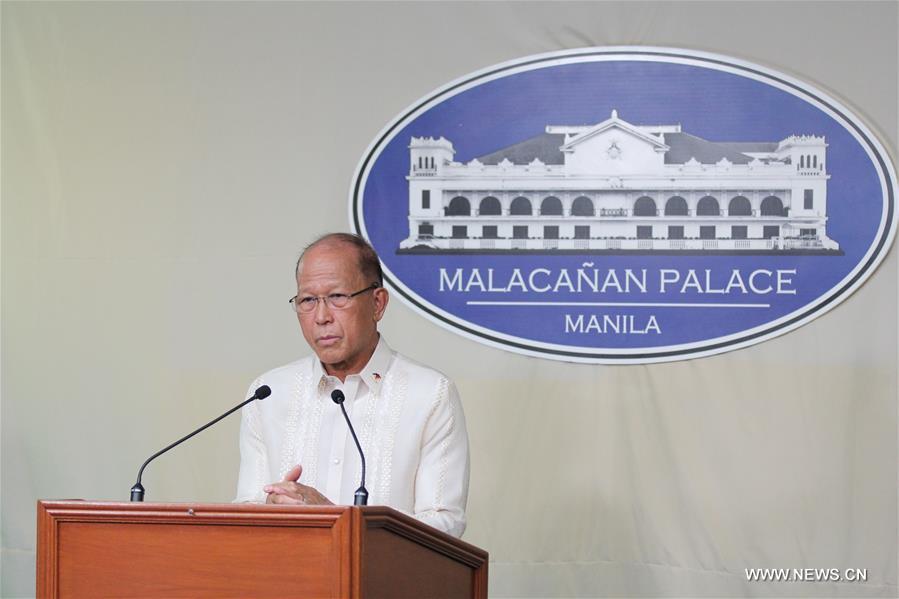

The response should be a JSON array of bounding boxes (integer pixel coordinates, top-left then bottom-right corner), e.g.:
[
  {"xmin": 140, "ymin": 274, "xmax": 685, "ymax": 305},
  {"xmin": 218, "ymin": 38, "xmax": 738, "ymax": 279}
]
[
  {"xmin": 129, "ymin": 385, "xmax": 271, "ymax": 502},
  {"xmin": 330, "ymin": 389, "xmax": 369, "ymax": 506}
]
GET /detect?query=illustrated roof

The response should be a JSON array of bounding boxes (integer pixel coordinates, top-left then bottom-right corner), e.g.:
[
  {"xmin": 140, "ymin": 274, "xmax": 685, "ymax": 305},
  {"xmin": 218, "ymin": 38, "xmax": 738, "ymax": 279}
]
[
  {"xmin": 473, "ymin": 128, "xmax": 779, "ymax": 166},
  {"xmin": 476, "ymin": 133, "xmax": 567, "ymax": 165},
  {"xmin": 661, "ymin": 133, "xmax": 765, "ymax": 164},
  {"xmin": 721, "ymin": 141, "xmax": 781, "ymax": 153}
]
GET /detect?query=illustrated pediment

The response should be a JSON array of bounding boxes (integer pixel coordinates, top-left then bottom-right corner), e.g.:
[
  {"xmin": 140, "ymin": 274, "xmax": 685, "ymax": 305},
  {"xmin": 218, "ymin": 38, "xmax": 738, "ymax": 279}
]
[{"xmin": 560, "ymin": 110, "xmax": 669, "ymax": 154}]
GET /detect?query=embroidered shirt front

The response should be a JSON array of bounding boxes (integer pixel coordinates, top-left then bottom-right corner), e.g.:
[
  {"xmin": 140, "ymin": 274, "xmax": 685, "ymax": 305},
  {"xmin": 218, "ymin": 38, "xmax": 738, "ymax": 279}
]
[{"xmin": 235, "ymin": 337, "xmax": 470, "ymax": 538}]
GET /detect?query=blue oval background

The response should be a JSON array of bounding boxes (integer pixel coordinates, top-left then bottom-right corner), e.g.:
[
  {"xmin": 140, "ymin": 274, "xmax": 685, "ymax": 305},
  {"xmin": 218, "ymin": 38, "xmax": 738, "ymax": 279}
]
[{"xmin": 351, "ymin": 48, "xmax": 896, "ymax": 362}]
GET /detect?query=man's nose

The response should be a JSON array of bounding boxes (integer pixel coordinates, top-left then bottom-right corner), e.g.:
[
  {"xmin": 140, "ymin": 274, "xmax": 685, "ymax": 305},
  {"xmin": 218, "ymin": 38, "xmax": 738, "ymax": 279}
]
[{"xmin": 313, "ymin": 298, "xmax": 333, "ymax": 322}]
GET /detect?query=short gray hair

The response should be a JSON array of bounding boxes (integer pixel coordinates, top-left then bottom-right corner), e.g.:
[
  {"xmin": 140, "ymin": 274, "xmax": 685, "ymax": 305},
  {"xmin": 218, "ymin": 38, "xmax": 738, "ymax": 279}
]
[{"xmin": 295, "ymin": 233, "xmax": 384, "ymax": 285}]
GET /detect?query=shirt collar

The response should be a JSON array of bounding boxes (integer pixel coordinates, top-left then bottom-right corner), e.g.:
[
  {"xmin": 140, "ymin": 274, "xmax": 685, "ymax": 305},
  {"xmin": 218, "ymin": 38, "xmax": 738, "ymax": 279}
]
[
  {"xmin": 312, "ymin": 335, "xmax": 394, "ymax": 397},
  {"xmin": 359, "ymin": 335, "xmax": 393, "ymax": 394}
]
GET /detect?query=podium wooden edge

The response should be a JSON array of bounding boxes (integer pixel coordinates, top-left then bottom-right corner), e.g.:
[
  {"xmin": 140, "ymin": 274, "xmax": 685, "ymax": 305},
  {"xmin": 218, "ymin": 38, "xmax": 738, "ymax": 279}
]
[{"xmin": 36, "ymin": 501, "xmax": 55, "ymax": 597}]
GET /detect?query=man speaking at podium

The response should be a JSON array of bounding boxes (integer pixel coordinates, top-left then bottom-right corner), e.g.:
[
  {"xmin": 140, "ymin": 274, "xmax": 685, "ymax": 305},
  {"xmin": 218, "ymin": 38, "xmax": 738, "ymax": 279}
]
[{"xmin": 235, "ymin": 233, "xmax": 470, "ymax": 538}]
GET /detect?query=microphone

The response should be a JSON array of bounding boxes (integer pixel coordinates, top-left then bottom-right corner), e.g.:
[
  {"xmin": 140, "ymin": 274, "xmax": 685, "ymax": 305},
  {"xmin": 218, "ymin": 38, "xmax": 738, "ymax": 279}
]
[
  {"xmin": 330, "ymin": 389, "xmax": 368, "ymax": 506},
  {"xmin": 129, "ymin": 385, "xmax": 271, "ymax": 502}
]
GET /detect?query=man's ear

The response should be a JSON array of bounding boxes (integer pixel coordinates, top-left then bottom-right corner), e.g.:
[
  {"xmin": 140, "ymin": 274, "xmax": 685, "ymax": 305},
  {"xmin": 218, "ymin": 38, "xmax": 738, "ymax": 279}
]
[{"xmin": 373, "ymin": 287, "xmax": 389, "ymax": 322}]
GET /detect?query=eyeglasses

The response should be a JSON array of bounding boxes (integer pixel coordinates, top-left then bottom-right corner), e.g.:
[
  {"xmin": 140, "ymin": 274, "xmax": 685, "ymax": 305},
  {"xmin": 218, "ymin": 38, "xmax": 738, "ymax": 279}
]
[{"xmin": 289, "ymin": 283, "xmax": 380, "ymax": 313}]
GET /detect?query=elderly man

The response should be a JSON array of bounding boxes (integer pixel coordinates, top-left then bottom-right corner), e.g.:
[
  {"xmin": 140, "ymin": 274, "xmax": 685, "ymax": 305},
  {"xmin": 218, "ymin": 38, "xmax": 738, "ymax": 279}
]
[{"xmin": 235, "ymin": 233, "xmax": 470, "ymax": 537}]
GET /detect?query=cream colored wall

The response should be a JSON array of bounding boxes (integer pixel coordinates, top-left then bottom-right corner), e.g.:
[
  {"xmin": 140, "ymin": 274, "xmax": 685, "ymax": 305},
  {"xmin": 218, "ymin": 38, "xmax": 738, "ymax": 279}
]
[{"xmin": 2, "ymin": 2, "xmax": 896, "ymax": 597}]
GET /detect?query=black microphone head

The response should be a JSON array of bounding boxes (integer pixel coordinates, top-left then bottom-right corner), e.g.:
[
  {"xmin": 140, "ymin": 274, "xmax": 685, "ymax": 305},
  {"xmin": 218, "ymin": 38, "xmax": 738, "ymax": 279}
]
[
  {"xmin": 254, "ymin": 385, "xmax": 272, "ymax": 400},
  {"xmin": 330, "ymin": 389, "xmax": 345, "ymax": 404}
]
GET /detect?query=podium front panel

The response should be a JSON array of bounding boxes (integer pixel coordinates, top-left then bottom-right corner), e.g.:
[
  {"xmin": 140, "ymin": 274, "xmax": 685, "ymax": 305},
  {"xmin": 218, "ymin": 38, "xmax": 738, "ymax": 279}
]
[{"xmin": 38, "ymin": 502, "xmax": 352, "ymax": 598}]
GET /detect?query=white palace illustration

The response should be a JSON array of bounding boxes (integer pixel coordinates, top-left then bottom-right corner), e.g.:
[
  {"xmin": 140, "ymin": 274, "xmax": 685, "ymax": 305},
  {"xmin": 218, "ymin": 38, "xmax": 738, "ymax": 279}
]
[{"xmin": 399, "ymin": 110, "xmax": 839, "ymax": 253}]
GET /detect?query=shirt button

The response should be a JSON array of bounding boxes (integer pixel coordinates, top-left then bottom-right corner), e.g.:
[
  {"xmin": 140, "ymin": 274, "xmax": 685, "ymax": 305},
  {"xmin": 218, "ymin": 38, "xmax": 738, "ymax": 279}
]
[{"xmin": 332, "ymin": 458, "xmax": 341, "ymax": 465}]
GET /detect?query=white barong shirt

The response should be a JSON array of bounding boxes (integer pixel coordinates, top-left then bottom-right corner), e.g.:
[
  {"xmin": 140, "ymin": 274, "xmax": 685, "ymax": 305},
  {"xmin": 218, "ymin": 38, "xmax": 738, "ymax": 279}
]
[{"xmin": 235, "ymin": 337, "xmax": 470, "ymax": 537}]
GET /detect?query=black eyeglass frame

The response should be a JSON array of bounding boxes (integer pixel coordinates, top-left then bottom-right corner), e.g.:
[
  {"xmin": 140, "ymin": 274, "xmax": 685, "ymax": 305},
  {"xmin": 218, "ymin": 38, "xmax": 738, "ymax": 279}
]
[{"xmin": 289, "ymin": 282, "xmax": 381, "ymax": 313}]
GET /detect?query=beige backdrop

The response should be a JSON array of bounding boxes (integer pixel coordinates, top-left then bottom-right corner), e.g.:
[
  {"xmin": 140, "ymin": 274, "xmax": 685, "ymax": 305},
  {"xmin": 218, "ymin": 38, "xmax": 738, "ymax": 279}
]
[{"xmin": 2, "ymin": 2, "xmax": 896, "ymax": 597}]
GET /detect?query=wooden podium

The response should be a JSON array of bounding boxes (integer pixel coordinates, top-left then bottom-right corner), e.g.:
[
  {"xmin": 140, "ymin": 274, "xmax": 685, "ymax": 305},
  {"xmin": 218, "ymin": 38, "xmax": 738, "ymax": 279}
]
[{"xmin": 37, "ymin": 500, "xmax": 488, "ymax": 598}]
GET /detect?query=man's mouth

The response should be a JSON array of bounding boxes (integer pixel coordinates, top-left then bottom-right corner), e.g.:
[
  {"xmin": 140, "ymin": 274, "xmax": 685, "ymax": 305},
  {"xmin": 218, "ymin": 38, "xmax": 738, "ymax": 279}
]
[{"xmin": 317, "ymin": 335, "xmax": 340, "ymax": 346}]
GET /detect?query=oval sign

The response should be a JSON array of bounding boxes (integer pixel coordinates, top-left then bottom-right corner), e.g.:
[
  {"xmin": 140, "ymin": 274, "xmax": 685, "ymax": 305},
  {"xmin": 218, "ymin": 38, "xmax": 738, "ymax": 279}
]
[{"xmin": 350, "ymin": 47, "xmax": 897, "ymax": 363}]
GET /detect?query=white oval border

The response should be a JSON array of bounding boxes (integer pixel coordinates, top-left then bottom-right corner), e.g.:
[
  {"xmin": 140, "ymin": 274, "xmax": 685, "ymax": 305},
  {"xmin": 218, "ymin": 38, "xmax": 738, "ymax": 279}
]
[{"xmin": 350, "ymin": 46, "xmax": 898, "ymax": 364}]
